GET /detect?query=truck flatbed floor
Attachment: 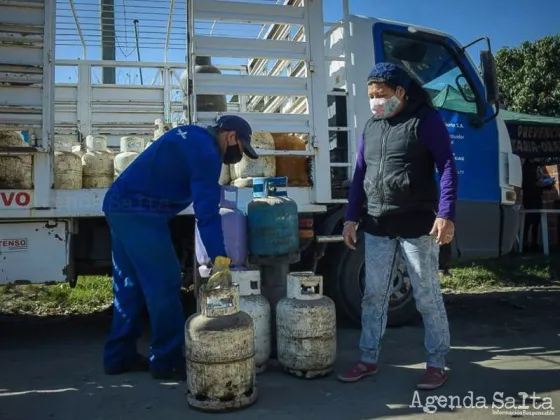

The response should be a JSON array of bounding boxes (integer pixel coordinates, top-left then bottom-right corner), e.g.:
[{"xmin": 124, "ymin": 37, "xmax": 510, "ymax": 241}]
[{"xmin": 0, "ymin": 187, "xmax": 328, "ymax": 218}]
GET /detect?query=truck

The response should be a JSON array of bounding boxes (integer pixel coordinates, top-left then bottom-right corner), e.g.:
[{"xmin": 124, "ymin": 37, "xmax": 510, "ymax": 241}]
[{"xmin": 0, "ymin": 0, "xmax": 522, "ymax": 327}]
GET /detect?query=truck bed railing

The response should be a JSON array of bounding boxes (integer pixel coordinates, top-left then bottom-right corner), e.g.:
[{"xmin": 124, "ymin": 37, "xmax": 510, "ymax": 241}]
[
  {"xmin": 0, "ymin": 0, "xmax": 55, "ymax": 150},
  {"xmin": 53, "ymin": 59, "xmax": 313, "ymax": 156},
  {"xmin": 0, "ymin": 0, "xmax": 360, "ymax": 219},
  {"xmin": 54, "ymin": 59, "xmax": 220, "ymax": 144},
  {"xmin": 186, "ymin": 0, "xmax": 333, "ymax": 202}
]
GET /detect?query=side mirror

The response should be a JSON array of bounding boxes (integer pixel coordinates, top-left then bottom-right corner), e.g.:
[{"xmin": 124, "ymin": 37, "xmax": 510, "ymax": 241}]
[{"xmin": 480, "ymin": 50, "xmax": 499, "ymax": 105}]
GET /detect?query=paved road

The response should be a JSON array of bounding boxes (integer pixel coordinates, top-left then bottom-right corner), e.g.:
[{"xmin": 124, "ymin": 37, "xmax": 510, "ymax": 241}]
[{"xmin": 1, "ymin": 290, "xmax": 559, "ymax": 420}]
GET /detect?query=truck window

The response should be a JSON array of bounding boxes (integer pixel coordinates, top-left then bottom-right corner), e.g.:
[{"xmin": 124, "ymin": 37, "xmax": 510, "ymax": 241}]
[{"xmin": 381, "ymin": 32, "xmax": 478, "ymax": 115}]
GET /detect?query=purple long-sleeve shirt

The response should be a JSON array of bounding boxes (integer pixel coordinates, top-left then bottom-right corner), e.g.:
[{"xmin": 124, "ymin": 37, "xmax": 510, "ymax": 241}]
[{"xmin": 345, "ymin": 110, "xmax": 458, "ymax": 222}]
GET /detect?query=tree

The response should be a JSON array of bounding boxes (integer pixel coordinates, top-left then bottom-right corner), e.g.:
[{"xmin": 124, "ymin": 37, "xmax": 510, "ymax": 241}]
[{"xmin": 495, "ymin": 35, "xmax": 560, "ymax": 117}]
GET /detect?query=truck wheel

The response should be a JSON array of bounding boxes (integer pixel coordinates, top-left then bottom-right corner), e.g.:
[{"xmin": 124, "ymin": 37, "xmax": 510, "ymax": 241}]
[{"xmin": 333, "ymin": 231, "xmax": 418, "ymax": 327}]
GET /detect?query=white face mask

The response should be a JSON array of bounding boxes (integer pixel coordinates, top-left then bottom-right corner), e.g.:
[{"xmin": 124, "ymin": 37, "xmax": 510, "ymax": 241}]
[{"xmin": 369, "ymin": 95, "xmax": 401, "ymax": 119}]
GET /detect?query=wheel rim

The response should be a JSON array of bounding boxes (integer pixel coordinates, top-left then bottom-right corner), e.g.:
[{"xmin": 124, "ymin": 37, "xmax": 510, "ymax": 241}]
[{"xmin": 357, "ymin": 260, "xmax": 412, "ymax": 307}]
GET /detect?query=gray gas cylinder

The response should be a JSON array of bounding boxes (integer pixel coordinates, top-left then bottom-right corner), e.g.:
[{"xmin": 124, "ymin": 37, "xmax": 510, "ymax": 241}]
[{"xmin": 180, "ymin": 56, "xmax": 227, "ymax": 115}]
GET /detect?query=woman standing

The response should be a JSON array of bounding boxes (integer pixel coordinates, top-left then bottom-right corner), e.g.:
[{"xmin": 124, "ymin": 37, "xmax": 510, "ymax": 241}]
[{"xmin": 338, "ymin": 62, "xmax": 458, "ymax": 390}]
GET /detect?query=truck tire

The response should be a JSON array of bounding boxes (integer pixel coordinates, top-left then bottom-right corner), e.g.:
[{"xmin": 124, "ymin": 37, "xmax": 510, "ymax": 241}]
[{"xmin": 333, "ymin": 230, "xmax": 418, "ymax": 327}]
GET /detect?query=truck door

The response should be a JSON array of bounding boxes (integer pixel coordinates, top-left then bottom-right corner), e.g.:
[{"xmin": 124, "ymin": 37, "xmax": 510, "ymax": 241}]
[{"xmin": 371, "ymin": 22, "xmax": 503, "ymax": 258}]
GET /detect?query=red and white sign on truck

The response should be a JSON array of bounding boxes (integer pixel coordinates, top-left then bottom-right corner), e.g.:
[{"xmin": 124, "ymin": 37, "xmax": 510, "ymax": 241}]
[
  {"xmin": 0, "ymin": 238, "xmax": 28, "ymax": 253},
  {"xmin": 0, "ymin": 191, "xmax": 33, "ymax": 209}
]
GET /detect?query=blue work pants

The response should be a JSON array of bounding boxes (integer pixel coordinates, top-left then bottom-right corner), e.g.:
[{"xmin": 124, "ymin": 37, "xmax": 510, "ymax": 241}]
[{"xmin": 103, "ymin": 212, "xmax": 185, "ymax": 372}]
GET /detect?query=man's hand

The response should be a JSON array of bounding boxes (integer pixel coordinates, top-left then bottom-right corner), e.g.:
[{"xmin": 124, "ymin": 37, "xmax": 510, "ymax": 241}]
[
  {"xmin": 430, "ymin": 218, "xmax": 455, "ymax": 245},
  {"xmin": 342, "ymin": 221, "xmax": 358, "ymax": 250}
]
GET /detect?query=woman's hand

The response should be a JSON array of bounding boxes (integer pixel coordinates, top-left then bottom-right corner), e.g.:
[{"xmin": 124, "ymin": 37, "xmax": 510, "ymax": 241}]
[
  {"xmin": 430, "ymin": 218, "xmax": 455, "ymax": 245},
  {"xmin": 342, "ymin": 221, "xmax": 358, "ymax": 250}
]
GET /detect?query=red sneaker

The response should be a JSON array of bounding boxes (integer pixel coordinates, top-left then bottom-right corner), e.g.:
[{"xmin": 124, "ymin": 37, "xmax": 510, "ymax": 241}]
[
  {"xmin": 337, "ymin": 361, "xmax": 379, "ymax": 383},
  {"xmin": 417, "ymin": 366, "xmax": 447, "ymax": 390}
]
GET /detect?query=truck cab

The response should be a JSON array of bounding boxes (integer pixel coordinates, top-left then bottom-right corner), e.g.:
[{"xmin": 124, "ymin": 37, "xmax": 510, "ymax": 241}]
[{"xmin": 319, "ymin": 15, "xmax": 522, "ymax": 325}]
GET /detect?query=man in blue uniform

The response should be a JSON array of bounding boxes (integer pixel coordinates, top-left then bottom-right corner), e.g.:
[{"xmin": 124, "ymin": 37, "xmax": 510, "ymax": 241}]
[{"xmin": 102, "ymin": 115, "xmax": 258, "ymax": 381}]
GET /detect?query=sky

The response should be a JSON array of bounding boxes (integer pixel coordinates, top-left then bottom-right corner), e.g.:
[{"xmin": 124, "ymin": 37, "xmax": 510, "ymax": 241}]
[
  {"xmin": 54, "ymin": 0, "xmax": 559, "ymax": 85},
  {"xmin": 351, "ymin": 0, "xmax": 559, "ymax": 51}
]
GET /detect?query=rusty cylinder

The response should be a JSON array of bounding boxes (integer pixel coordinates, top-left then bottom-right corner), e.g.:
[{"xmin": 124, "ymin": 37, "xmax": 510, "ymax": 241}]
[
  {"xmin": 277, "ymin": 272, "xmax": 337, "ymax": 379},
  {"xmin": 185, "ymin": 284, "xmax": 257, "ymax": 412}
]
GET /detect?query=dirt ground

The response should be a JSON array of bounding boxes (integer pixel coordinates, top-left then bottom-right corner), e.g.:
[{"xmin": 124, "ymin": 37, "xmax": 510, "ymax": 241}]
[{"xmin": 1, "ymin": 290, "xmax": 560, "ymax": 420}]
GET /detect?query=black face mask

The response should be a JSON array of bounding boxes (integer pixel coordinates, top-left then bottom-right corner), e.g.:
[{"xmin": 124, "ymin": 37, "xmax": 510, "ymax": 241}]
[{"xmin": 223, "ymin": 145, "xmax": 243, "ymax": 164}]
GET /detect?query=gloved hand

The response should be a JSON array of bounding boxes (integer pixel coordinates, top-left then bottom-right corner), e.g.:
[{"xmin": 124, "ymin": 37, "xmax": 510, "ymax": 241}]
[{"xmin": 206, "ymin": 256, "xmax": 232, "ymax": 289}]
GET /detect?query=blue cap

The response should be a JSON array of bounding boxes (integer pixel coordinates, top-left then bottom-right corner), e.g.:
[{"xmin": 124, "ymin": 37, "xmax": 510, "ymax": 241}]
[
  {"xmin": 367, "ymin": 62, "xmax": 412, "ymax": 90},
  {"xmin": 214, "ymin": 115, "xmax": 258, "ymax": 159}
]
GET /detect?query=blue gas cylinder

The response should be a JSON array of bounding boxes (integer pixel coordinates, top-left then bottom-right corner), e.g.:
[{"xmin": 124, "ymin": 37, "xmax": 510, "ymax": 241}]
[
  {"xmin": 195, "ymin": 185, "xmax": 247, "ymax": 267},
  {"xmin": 20, "ymin": 131, "xmax": 29, "ymax": 145},
  {"xmin": 247, "ymin": 176, "xmax": 299, "ymax": 260}
]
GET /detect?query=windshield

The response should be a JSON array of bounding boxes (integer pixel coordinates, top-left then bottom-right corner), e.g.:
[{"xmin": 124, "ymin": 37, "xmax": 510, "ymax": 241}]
[{"xmin": 380, "ymin": 32, "xmax": 479, "ymax": 115}]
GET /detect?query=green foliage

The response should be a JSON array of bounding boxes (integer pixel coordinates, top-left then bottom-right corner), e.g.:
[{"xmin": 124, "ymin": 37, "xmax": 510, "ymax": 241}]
[
  {"xmin": 495, "ymin": 35, "xmax": 560, "ymax": 117},
  {"xmin": 0, "ymin": 276, "xmax": 113, "ymax": 316}
]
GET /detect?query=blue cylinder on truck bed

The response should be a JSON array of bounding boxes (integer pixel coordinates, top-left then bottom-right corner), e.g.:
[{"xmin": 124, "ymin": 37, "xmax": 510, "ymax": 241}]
[{"xmin": 247, "ymin": 176, "xmax": 299, "ymax": 261}]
